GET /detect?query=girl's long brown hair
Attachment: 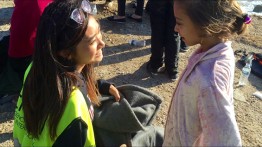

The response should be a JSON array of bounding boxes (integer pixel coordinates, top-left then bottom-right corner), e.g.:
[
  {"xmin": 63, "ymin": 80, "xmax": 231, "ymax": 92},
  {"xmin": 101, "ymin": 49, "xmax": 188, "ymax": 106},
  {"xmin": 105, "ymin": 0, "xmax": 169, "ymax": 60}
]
[
  {"xmin": 175, "ymin": 0, "xmax": 248, "ymax": 39},
  {"xmin": 22, "ymin": 0, "xmax": 100, "ymax": 140}
]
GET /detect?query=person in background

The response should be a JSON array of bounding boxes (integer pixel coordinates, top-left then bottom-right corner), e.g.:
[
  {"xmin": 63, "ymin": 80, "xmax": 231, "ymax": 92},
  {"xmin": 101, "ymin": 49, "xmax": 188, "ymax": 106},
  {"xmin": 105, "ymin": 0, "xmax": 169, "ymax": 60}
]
[
  {"xmin": 146, "ymin": 0, "xmax": 180, "ymax": 80},
  {"xmin": 145, "ymin": 0, "xmax": 188, "ymax": 53},
  {"xmin": 8, "ymin": 0, "xmax": 52, "ymax": 81},
  {"xmin": 103, "ymin": 0, "xmax": 114, "ymax": 9},
  {"xmin": 13, "ymin": 0, "xmax": 120, "ymax": 146},
  {"xmin": 107, "ymin": 0, "xmax": 145, "ymax": 23},
  {"xmin": 163, "ymin": 0, "xmax": 250, "ymax": 146}
]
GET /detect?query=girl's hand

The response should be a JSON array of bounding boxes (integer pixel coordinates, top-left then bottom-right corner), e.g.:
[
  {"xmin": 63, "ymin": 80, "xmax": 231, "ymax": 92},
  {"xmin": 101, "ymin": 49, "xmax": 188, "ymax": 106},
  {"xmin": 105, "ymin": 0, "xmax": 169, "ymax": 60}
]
[{"xmin": 109, "ymin": 85, "xmax": 121, "ymax": 101}]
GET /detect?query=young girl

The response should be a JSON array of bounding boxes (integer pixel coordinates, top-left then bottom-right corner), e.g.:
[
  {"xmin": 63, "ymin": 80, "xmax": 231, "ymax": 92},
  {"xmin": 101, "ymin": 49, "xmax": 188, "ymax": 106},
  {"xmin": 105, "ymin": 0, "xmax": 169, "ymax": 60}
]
[
  {"xmin": 13, "ymin": 0, "xmax": 120, "ymax": 146},
  {"xmin": 163, "ymin": 0, "xmax": 250, "ymax": 146}
]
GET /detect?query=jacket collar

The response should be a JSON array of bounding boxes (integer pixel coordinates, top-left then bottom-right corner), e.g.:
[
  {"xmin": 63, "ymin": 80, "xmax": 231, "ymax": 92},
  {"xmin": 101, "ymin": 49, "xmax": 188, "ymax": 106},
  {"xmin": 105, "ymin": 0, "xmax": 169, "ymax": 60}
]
[{"xmin": 183, "ymin": 41, "xmax": 232, "ymax": 81}]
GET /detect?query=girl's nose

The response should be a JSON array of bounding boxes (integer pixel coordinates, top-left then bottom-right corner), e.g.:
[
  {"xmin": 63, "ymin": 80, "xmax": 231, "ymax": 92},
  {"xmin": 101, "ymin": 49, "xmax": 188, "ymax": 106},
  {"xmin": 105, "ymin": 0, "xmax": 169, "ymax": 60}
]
[{"xmin": 174, "ymin": 25, "xmax": 179, "ymax": 33}]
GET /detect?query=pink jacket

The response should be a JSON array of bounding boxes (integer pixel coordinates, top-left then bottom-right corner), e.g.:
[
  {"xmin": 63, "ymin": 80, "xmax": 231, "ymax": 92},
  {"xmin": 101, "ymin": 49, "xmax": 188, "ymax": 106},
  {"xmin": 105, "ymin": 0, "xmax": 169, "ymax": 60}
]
[{"xmin": 163, "ymin": 41, "xmax": 242, "ymax": 146}]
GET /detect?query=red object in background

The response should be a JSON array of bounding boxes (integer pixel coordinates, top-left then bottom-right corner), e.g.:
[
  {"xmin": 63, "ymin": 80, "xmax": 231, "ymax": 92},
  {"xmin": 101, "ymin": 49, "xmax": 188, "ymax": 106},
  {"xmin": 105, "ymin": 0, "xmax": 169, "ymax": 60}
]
[{"xmin": 8, "ymin": 0, "xmax": 53, "ymax": 58}]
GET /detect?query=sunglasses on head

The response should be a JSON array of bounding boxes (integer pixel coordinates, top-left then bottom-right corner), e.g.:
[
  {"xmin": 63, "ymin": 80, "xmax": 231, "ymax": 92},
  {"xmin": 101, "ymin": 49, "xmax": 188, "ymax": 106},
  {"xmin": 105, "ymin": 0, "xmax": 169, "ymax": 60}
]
[{"xmin": 70, "ymin": 0, "xmax": 96, "ymax": 24}]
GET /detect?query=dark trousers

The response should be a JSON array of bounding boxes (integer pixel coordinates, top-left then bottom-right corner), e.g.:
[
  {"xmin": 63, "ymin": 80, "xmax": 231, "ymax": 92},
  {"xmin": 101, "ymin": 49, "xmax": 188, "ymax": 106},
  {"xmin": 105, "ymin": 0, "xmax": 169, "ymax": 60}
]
[
  {"xmin": 8, "ymin": 56, "xmax": 32, "ymax": 81},
  {"xmin": 118, "ymin": 0, "xmax": 144, "ymax": 16},
  {"xmin": 149, "ymin": 0, "xmax": 180, "ymax": 71},
  {"xmin": 0, "ymin": 35, "xmax": 10, "ymax": 73}
]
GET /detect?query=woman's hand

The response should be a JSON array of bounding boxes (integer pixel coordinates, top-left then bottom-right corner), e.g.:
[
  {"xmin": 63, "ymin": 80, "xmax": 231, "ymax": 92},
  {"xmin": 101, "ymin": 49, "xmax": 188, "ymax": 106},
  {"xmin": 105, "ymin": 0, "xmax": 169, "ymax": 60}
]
[{"xmin": 109, "ymin": 85, "xmax": 121, "ymax": 101}]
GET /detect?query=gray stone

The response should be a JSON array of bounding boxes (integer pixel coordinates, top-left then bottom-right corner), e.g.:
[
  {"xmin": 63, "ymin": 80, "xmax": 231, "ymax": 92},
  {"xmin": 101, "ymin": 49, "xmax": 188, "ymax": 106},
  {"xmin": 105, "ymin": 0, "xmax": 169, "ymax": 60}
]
[
  {"xmin": 253, "ymin": 5, "xmax": 262, "ymax": 13},
  {"xmin": 234, "ymin": 89, "xmax": 246, "ymax": 102}
]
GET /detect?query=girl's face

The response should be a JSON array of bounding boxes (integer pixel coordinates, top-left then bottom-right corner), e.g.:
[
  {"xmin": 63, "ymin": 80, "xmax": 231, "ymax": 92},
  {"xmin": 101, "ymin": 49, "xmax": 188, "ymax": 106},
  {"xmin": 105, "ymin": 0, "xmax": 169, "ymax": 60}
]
[
  {"xmin": 74, "ymin": 16, "xmax": 105, "ymax": 68},
  {"xmin": 173, "ymin": 2, "xmax": 201, "ymax": 46}
]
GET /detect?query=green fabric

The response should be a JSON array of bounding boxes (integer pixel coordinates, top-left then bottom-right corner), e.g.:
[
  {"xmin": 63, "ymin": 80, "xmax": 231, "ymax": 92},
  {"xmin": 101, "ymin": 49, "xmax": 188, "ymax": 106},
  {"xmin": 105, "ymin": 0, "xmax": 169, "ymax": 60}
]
[{"xmin": 13, "ymin": 64, "xmax": 96, "ymax": 146}]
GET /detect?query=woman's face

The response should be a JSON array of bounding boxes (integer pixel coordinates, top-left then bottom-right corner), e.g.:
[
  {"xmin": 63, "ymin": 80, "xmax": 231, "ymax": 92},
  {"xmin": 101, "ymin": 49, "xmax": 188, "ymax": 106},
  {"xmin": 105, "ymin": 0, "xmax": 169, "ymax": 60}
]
[{"xmin": 74, "ymin": 16, "xmax": 105, "ymax": 67}]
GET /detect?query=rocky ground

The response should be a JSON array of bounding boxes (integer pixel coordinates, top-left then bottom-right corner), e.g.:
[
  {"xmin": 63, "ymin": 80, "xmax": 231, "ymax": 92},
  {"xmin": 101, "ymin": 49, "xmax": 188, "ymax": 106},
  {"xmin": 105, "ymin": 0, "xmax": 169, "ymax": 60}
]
[{"xmin": 0, "ymin": 0, "xmax": 261, "ymax": 146}]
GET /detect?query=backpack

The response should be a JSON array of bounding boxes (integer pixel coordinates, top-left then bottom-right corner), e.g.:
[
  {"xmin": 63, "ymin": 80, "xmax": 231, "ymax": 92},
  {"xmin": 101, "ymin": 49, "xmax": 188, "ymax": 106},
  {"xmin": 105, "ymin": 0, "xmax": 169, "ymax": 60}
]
[{"xmin": 235, "ymin": 50, "xmax": 262, "ymax": 78}]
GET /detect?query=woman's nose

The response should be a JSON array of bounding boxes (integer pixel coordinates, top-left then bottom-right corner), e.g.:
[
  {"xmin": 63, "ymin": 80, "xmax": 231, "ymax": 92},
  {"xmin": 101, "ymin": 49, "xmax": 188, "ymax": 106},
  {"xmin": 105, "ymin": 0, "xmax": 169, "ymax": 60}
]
[{"xmin": 99, "ymin": 38, "xmax": 105, "ymax": 49}]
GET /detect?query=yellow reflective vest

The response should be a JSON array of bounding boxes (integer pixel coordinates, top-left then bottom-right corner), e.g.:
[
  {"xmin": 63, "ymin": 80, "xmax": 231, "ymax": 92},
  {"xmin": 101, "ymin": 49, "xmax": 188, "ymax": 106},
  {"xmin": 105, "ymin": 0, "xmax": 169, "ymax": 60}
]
[{"xmin": 13, "ymin": 64, "xmax": 96, "ymax": 146}]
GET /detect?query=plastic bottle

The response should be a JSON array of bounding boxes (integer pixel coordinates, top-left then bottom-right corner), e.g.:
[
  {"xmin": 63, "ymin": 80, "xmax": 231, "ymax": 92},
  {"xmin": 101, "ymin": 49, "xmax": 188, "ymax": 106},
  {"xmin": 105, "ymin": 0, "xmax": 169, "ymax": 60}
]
[
  {"xmin": 129, "ymin": 40, "xmax": 146, "ymax": 47},
  {"xmin": 91, "ymin": 4, "xmax": 97, "ymax": 15},
  {"xmin": 238, "ymin": 55, "xmax": 253, "ymax": 86}
]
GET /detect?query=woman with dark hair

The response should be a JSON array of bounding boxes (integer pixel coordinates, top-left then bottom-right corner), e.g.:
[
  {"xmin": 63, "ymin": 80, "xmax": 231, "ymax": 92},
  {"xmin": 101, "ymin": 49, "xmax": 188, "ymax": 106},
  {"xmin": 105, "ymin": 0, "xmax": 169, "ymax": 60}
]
[{"xmin": 13, "ymin": 0, "xmax": 120, "ymax": 146}]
